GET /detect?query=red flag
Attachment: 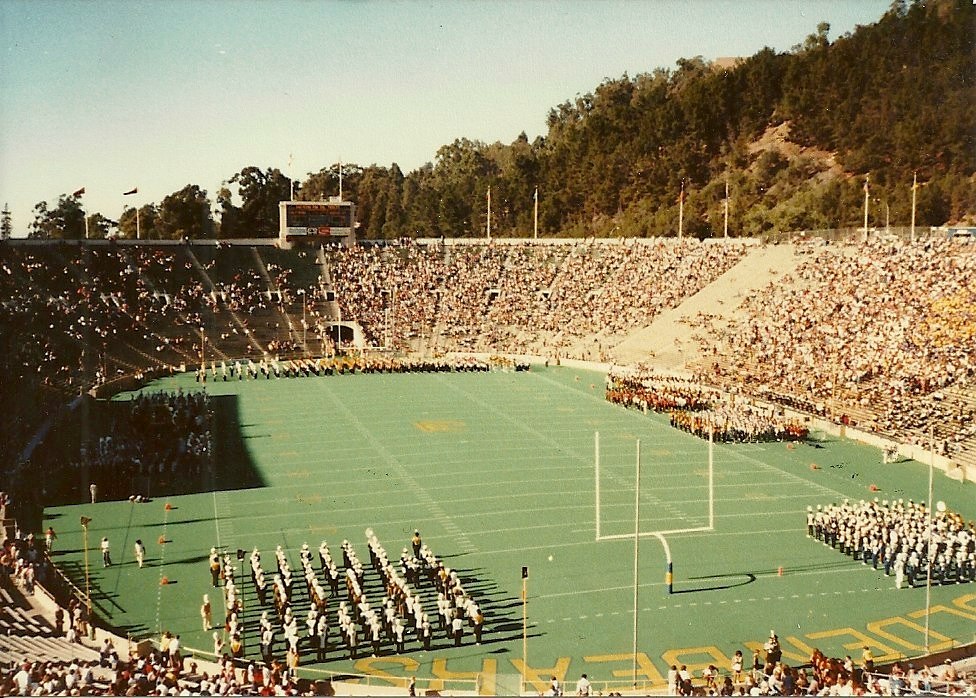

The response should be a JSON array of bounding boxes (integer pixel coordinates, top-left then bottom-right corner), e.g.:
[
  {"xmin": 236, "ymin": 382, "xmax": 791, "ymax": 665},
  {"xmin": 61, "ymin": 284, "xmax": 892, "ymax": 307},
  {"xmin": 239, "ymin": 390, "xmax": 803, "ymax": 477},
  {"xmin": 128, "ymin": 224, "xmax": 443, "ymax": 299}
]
[
  {"xmin": 72, "ymin": 187, "xmax": 86, "ymax": 197},
  {"xmin": 123, "ymin": 187, "xmax": 138, "ymax": 196}
]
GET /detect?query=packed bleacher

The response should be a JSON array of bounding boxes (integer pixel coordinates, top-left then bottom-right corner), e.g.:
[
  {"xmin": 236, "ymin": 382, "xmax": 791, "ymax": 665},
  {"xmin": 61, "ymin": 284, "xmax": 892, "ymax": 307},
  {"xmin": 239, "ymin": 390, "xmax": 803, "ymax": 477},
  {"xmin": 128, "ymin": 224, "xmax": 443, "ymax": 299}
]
[
  {"xmin": 690, "ymin": 238, "xmax": 976, "ymax": 456},
  {"xmin": 328, "ymin": 238, "xmax": 747, "ymax": 355},
  {"xmin": 6, "ymin": 237, "xmax": 970, "ymax": 463},
  {"xmin": 88, "ymin": 390, "xmax": 212, "ymax": 500},
  {"xmin": 2, "ymin": 236, "xmax": 976, "ymax": 695}
]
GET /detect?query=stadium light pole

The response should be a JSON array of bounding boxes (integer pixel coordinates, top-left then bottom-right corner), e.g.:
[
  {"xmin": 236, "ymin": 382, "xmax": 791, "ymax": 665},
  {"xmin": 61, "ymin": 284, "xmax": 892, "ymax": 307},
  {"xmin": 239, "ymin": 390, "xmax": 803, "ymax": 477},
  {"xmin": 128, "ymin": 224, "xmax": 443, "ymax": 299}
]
[
  {"xmin": 910, "ymin": 172, "xmax": 918, "ymax": 243},
  {"xmin": 863, "ymin": 174, "xmax": 870, "ymax": 243},
  {"xmin": 678, "ymin": 181, "xmax": 685, "ymax": 240},
  {"xmin": 80, "ymin": 516, "xmax": 92, "ymax": 638},
  {"xmin": 924, "ymin": 425, "xmax": 934, "ymax": 652},
  {"xmin": 533, "ymin": 187, "xmax": 539, "ymax": 240},
  {"xmin": 723, "ymin": 178, "xmax": 729, "ymax": 239}
]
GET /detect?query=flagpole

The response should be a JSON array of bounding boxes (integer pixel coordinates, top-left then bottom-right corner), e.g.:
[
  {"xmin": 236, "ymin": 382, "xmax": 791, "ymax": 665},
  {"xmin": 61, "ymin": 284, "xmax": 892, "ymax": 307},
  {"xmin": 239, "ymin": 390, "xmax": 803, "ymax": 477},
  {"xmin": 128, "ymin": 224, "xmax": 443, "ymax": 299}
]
[
  {"xmin": 288, "ymin": 153, "xmax": 295, "ymax": 202},
  {"xmin": 124, "ymin": 188, "xmax": 140, "ymax": 239},
  {"xmin": 533, "ymin": 187, "xmax": 538, "ymax": 240},
  {"xmin": 486, "ymin": 186, "xmax": 492, "ymax": 240},
  {"xmin": 339, "ymin": 160, "xmax": 343, "ymax": 201}
]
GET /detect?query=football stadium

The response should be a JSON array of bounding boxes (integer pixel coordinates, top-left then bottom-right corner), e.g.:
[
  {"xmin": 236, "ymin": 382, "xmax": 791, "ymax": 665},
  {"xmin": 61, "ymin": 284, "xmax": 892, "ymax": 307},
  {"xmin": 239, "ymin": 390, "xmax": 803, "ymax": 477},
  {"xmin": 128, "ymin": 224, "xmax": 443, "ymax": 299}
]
[
  {"xmin": 2, "ymin": 2, "xmax": 976, "ymax": 696},
  {"xmin": 1, "ymin": 233, "xmax": 974, "ymax": 696}
]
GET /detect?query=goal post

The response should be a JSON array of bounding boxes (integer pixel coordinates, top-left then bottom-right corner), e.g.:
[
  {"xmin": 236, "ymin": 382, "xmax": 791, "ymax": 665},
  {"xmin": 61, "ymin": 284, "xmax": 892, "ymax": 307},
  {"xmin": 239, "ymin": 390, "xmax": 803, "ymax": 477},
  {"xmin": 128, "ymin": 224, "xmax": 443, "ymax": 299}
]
[
  {"xmin": 594, "ymin": 428, "xmax": 715, "ymax": 595},
  {"xmin": 594, "ymin": 429, "xmax": 714, "ymax": 541},
  {"xmin": 595, "ymin": 431, "xmax": 601, "ymax": 541}
]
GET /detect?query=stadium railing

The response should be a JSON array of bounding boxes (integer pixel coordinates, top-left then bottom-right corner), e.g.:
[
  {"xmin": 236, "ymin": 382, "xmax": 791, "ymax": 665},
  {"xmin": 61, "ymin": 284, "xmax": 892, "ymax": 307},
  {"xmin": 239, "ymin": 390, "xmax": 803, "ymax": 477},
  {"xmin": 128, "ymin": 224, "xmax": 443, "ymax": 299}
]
[
  {"xmin": 174, "ymin": 642, "xmax": 482, "ymax": 696},
  {"xmin": 863, "ymin": 670, "xmax": 973, "ymax": 696}
]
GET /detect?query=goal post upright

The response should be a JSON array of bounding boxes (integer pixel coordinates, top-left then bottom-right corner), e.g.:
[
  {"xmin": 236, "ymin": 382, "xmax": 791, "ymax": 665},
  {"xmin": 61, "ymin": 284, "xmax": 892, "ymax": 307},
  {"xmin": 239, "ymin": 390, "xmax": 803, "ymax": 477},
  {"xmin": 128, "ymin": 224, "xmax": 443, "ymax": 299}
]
[
  {"xmin": 709, "ymin": 423, "xmax": 715, "ymax": 530},
  {"xmin": 595, "ymin": 431, "xmax": 601, "ymax": 541},
  {"xmin": 594, "ymin": 428, "xmax": 715, "ymax": 596}
]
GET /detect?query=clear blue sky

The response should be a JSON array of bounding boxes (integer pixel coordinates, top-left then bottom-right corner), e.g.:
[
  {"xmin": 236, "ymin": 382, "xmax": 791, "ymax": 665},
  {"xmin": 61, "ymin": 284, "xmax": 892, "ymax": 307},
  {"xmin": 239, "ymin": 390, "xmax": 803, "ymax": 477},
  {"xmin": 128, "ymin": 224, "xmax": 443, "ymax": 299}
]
[{"xmin": 0, "ymin": 0, "xmax": 891, "ymax": 236}]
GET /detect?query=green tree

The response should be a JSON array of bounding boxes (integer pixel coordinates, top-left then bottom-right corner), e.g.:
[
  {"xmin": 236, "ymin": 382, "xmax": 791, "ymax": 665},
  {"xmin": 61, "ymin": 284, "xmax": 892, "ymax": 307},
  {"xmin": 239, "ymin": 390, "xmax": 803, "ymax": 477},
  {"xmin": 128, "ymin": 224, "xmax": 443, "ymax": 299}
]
[
  {"xmin": 227, "ymin": 166, "xmax": 292, "ymax": 237},
  {"xmin": 118, "ymin": 204, "xmax": 159, "ymax": 239},
  {"xmin": 86, "ymin": 212, "xmax": 114, "ymax": 239},
  {"xmin": 157, "ymin": 184, "xmax": 213, "ymax": 239},
  {"xmin": 215, "ymin": 185, "xmax": 243, "ymax": 239},
  {"xmin": 300, "ymin": 163, "xmax": 363, "ymax": 203},
  {"xmin": 1, "ymin": 204, "xmax": 11, "ymax": 239},
  {"xmin": 29, "ymin": 194, "xmax": 86, "ymax": 239}
]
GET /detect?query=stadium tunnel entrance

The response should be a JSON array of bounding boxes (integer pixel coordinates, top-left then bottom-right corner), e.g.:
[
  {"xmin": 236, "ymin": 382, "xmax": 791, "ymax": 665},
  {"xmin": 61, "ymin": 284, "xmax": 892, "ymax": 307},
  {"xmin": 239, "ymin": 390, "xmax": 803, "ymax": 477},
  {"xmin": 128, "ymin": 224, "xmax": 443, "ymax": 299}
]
[{"xmin": 330, "ymin": 321, "xmax": 363, "ymax": 349}]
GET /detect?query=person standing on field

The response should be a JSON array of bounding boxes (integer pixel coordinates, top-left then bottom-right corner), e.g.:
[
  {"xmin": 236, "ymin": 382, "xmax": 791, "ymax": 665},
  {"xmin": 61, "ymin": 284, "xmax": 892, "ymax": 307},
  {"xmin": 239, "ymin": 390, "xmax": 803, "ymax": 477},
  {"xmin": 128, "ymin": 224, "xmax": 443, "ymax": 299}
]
[{"xmin": 201, "ymin": 594, "xmax": 212, "ymax": 631}]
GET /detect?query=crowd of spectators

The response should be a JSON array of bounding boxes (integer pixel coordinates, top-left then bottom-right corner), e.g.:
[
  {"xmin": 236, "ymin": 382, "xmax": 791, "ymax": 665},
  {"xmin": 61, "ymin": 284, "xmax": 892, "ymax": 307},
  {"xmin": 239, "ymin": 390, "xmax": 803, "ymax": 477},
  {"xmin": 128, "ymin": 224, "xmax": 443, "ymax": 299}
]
[
  {"xmin": 3, "ymin": 238, "xmax": 973, "ymax": 467},
  {"xmin": 691, "ymin": 238, "xmax": 976, "ymax": 451},
  {"xmin": 69, "ymin": 390, "xmax": 212, "ymax": 503},
  {"xmin": 809, "ymin": 498, "xmax": 976, "ymax": 588},
  {"xmin": 0, "ymin": 243, "xmax": 331, "ymax": 400},
  {"xmin": 662, "ymin": 636, "xmax": 976, "ymax": 696},
  {"xmin": 606, "ymin": 372, "xmax": 717, "ymax": 412},
  {"xmin": 670, "ymin": 405, "xmax": 809, "ymax": 443},
  {"xmin": 329, "ymin": 238, "xmax": 747, "ymax": 356},
  {"xmin": 0, "ymin": 632, "xmax": 311, "ymax": 696}
]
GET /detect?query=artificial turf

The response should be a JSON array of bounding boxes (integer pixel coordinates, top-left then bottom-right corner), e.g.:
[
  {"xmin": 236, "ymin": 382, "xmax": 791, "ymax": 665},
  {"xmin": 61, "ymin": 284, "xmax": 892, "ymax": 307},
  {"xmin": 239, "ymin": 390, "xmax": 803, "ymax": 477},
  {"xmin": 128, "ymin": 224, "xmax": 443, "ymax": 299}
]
[{"xmin": 44, "ymin": 366, "xmax": 976, "ymax": 693}]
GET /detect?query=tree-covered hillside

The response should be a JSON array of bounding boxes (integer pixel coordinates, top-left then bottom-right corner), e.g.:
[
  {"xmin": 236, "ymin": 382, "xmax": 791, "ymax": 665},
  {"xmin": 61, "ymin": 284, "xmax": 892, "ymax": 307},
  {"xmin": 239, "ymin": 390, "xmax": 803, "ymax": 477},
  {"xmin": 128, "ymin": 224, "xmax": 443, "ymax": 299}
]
[{"xmin": 29, "ymin": 0, "xmax": 975, "ymax": 240}]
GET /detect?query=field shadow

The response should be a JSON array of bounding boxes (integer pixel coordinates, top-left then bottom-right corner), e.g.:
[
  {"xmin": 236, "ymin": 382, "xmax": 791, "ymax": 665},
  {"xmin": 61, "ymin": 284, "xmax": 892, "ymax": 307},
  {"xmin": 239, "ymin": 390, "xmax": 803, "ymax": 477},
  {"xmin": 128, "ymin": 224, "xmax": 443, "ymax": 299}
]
[
  {"xmin": 210, "ymin": 394, "xmax": 268, "ymax": 491},
  {"xmin": 26, "ymin": 393, "xmax": 267, "ymax": 517},
  {"xmin": 676, "ymin": 559, "xmax": 857, "ymax": 594},
  {"xmin": 675, "ymin": 572, "xmax": 757, "ymax": 594}
]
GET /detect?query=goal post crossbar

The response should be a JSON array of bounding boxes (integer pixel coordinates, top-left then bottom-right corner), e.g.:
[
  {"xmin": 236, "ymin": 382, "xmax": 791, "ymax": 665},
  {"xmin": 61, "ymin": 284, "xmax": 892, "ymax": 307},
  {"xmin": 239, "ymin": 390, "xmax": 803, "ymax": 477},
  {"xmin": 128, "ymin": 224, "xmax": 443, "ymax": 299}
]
[{"xmin": 595, "ymin": 526, "xmax": 711, "ymax": 542}]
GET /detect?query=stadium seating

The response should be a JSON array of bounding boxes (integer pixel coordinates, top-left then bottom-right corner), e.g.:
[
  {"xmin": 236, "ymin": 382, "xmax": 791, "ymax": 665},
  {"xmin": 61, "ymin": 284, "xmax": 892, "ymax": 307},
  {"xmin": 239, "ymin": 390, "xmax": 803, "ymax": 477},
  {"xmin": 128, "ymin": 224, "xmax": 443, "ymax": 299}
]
[{"xmin": 2, "ymin": 235, "xmax": 976, "ymax": 695}]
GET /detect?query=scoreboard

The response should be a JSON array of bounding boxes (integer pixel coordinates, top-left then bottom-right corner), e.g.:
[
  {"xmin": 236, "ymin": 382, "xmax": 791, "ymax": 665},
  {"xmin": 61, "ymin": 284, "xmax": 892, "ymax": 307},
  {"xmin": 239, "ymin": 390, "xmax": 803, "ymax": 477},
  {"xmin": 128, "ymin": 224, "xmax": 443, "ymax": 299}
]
[{"xmin": 279, "ymin": 199, "xmax": 356, "ymax": 242}]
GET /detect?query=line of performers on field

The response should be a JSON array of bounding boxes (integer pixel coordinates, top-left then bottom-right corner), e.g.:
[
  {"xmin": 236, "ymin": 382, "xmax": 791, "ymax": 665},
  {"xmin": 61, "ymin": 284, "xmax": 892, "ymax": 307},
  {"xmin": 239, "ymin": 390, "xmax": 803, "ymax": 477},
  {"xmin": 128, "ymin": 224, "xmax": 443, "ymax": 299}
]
[
  {"xmin": 217, "ymin": 531, "xmax": 485, "ymax": 666},
  {"xmin": 807, "ymin": 498, "xmax": 976, "ymax": 588},
  {"xmin": 195, "ymin": 355, "xmax": 503, "ymax": 383},
  {"xmin": 605, "ymin": 374, "xmax": 808, "ymax": 443}
]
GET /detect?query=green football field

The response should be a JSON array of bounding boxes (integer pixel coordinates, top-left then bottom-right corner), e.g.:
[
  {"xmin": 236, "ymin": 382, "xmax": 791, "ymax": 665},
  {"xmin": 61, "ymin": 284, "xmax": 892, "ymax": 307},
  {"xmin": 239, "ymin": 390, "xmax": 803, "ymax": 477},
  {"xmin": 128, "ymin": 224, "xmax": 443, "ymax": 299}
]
[{"xmin": 45, "ymin": 366, "xmax": 976, "ymax": 694}]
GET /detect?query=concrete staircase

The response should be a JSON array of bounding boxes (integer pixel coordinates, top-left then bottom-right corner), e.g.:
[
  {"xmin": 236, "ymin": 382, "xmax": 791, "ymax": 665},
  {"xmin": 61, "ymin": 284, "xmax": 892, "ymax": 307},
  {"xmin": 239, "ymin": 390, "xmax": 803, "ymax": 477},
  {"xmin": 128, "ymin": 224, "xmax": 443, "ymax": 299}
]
[{"xmin": 610, "ymin": 243, "xmax": 802, "ymax": 370}]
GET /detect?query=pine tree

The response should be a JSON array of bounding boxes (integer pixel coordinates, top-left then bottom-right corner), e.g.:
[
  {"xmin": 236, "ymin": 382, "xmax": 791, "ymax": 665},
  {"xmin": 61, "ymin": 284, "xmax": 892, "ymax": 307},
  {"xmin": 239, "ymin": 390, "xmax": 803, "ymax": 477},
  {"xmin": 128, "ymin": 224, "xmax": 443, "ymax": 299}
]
[{"xmin": 1, "ymin": 203, "xmax": 11, "ymax": 239}]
